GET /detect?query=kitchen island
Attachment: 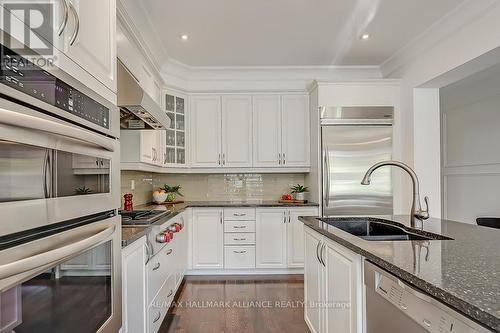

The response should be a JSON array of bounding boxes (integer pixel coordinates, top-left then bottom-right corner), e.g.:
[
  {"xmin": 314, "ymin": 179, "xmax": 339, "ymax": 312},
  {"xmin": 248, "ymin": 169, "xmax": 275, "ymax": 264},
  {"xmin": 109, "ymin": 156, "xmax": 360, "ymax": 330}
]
[{"xmin": 300, "ymin": 215, "xmax": 500, "ymax": 332}]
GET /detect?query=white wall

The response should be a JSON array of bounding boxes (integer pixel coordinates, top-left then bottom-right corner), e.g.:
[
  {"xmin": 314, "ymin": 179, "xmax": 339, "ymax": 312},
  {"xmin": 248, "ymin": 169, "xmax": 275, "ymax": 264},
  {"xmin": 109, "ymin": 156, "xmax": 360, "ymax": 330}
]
[
  {"xmin": 441, "ymin": 65, "xmax": 500, "ymax": 223},
  {"xmin": 383, "ymin": 0, "xmax": 500, "ymax": 218}
]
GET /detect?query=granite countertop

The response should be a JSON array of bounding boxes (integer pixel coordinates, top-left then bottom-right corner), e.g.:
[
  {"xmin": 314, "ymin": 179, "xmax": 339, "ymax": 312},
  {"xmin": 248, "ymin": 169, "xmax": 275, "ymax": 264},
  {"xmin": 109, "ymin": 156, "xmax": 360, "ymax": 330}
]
[
  {"xmin": 299, "ymin": 215, "xmax": 500, "ymax": 332},
  {"xmin": 121, "ymin": 200, "xmax": 319, "ymax": 247}
]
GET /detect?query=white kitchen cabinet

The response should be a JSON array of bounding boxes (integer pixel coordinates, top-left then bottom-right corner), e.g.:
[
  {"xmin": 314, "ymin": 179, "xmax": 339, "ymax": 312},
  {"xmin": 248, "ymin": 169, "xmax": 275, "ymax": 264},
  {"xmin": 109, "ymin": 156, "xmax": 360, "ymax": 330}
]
[
  {"xmin": 281, "ymin": 95, "xmax": 310, "ymax": 167},
  {"xmin": 304, "ymin": 230, "xmax": 323, "ymax": 333},
  {"xmin": 192, "ymin": 209, "xmax": 224, "ymax": 269},
  {"xmin": 255, "ymin": 208, "xmax": 288, "ymax": 268},
  {"xmin": 122, "ymin": 236, "xmax": 147, "ymax": 333},
  {"xmin": 304, "ymin": 227, "xmax": 363, "ymax": 333},
  {"xmin": 164, "ymin": 92, "xmax": 187, "ymax": 166},
  {"xmin": 221, "ymin": 95, "xmax": 253, "ymax": 167},
  {"xmin": 121, "ymin": 130, "xmax": 165, "ymax": 166},
  {"xmin": 253, "ymin": 95, "xmax": 310, "ymax": 168},
  {"xmin": 287, "ymin": 208, "xmax": 318, "ymax": 268},
  {"xmin": 256, "ymin": 207, "xmax": 318, "ymax": 269},
  {"xmin": 63, "ymin": 0, "xmax": 116, "ymax": 92},
  {"xmin": 253, "ymin": 95, "xmax": 282, "ymax": 167},
  {"xmin": 190, "ymin": 96, "xmax": 222, "ymax": 168},
  {"xmin": 323, "ymin": 242, "xmax": 361, "ymax": 333}
]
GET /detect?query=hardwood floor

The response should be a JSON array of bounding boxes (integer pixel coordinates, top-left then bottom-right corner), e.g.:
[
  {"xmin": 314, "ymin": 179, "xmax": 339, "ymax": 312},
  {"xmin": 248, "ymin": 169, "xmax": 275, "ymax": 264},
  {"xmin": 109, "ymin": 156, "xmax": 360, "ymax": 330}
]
[{"xmin": 160, "ymin": 275, "xmax": 310, "ymax": 333}]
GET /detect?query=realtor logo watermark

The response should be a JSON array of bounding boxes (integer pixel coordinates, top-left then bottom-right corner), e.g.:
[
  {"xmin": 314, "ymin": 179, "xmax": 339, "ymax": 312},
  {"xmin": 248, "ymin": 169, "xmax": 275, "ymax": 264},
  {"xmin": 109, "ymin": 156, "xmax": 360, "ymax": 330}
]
[{"xmin": 1, "ymin": 1, "xmax": 56, "ymax": 69}]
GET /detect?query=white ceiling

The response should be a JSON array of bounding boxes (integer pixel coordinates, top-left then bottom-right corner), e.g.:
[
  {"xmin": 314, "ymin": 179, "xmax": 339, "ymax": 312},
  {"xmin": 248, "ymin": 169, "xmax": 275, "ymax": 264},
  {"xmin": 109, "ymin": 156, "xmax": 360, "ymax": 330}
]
[{"xmin": 141, "ymin": 0, "xmax": 464, "ymax": 67}]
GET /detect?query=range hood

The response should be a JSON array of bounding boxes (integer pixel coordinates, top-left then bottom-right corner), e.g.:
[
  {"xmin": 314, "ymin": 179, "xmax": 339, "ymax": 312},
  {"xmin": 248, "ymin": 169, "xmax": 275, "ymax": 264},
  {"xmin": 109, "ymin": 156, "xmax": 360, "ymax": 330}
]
[{"xmin": 117, "ymin": 60, "xmax": 171, "ymax": 130}]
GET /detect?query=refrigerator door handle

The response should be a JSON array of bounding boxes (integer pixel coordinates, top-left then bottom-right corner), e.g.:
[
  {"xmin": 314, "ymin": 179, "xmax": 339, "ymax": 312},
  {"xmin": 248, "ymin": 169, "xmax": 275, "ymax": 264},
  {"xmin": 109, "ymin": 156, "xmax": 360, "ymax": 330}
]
[{"xmin": 323, "ymin": 146, "xmax": 331, "ymax": 208}]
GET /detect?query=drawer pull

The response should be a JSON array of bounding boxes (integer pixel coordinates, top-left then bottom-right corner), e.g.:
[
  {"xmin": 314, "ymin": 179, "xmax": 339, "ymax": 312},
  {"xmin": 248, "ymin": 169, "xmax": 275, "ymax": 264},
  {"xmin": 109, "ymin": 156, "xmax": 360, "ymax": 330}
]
[
  {"xmin": 166, "ymin": 249, "xmax": 173, "ymax": 255},
  {"xmin": 233, "ymin": 226, "xmax": 247, "ymax": 229},
  {"xmin": 233, "ymin": 250, "xmax": 247, "ymax": 254},
  {"xmin": 233, "ymin": 213, "xmax": 246, "ymax": 216},
  {"xmin": 152, "ymin": 262, "xmax": 161, "ymax": 271},
  {"xmin": 167, "ymin": 289, "xmax": 173, "ymax": 297},
  {"xmin": 153, "ymin": 311, "xmax": 161, "ymax": 323},
  {"xmin": 233, "ymin": 238, "xmax": 247, "ymax": 241}
]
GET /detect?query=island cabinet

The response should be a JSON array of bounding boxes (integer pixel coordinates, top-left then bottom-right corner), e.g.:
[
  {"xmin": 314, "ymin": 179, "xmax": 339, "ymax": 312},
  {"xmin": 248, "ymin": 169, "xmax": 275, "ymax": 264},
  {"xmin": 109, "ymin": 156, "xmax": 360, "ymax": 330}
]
[{"xmin": 304, "ymin": 226, "xmax": 363, "ymax": 333}]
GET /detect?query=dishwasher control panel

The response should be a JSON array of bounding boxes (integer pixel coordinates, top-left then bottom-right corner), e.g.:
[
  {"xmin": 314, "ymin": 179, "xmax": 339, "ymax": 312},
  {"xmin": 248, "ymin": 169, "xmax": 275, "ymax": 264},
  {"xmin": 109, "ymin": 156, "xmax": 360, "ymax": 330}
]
[{"xmin": 375, "ymin": 272, "xmax": 479, "ymax": 333}]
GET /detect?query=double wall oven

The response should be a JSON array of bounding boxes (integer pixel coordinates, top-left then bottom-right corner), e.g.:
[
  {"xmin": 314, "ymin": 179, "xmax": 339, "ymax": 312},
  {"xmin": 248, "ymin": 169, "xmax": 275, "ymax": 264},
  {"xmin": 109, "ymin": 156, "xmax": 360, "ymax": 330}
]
[{"xmin": 0, "ymin": 24, "xmax": 121, "ymax": 333}]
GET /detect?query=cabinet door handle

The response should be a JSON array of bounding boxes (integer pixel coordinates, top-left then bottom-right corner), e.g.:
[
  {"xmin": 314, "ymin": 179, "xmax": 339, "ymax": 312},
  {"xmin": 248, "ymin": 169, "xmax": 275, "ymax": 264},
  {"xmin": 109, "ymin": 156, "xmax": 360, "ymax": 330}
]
[
  {"xmin": 153, "ymin": 311, "xmax": 161, "ymax": 323},
  {"xmin": 218, "ymin": 153, "xmax": 221, "ymax": 166},
  {"xmin": 233, "ymin": 238, "xmax": 246, "ymax": 241},
  {"xmin": 152, "ymin": 262, "xmax": 161, "ymax": 271},
  {"xmin": 233, "ymin": 250, "xmax": 247, "ymax": 254},
  {"xmin": 278, "ymin": 153, "xmax": 282, "ymax": 165},
  {"xmin": 233, "ymin": 213, "xmax": 246, "ymax": 217},
  {"xmin": 68, "ymin": 2, "xmax": 80, "ymax": 46},
  {"xmin": 316, "ymin": 241, "xmax": 321, "ymax": 264},
  {"xmin": 166, "ymin": 249, "xmax": 173, "ymax": 255},
  {"xmin": 320, "ymin": 243, "xmax": 326, "ymax": 267},
  {"xmin": 220, "ymin": 212, "xmax": 223, "ymax": 224},
  {"xmin": 167, "ymin": 289, "xmax": 173, "ymax": 298},
  {"xmin": 57, "ymin": 0, "xmax": 69, "ymax": 36},
  {"xmin": 233, "ymin": 226, "xmax": 246, "ymax": 229},
  {"xmin": 288, "ymin": 211, "xmax": 291, "ymax": 223},
  {"xmin": 222, "ymin": 153, "xmax": 226, "ymax": 166},
  {"xmin": 283, "ymin": 211, "xmax": 286, "ymax": 223},
  {"xmin": 283, "ymin": 153, "xmax": 286, "ymax": 165}
]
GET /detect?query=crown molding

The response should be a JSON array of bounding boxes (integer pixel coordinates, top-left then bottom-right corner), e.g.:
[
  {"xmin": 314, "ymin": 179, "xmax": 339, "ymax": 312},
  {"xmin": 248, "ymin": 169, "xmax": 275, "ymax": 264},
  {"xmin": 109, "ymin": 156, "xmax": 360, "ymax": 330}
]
[
  {"xmin": 380, "ymin": 0, "xmax": 500, "ymax": 78},
  {"xmin": 161, "ymin": 58, "xmax": 384, "ymax": 92}
]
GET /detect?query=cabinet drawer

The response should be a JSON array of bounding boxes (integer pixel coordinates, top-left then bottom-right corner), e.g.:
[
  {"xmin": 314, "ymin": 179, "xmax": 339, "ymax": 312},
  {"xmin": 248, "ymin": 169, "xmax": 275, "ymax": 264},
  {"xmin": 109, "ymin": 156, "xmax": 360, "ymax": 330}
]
[
  {"xmin": 224, "ymin": 220, "xmax": 255, "ymax": 233},
  {"xmin": 146, "ymin": 244, "xmax": 173, "ymax": 305},
  {"xmin": 148, "ymin": 274, "xmax": 175, "ymax": 333},
  {"xmin": 224, "ymin": 233, "xmax": 256, "ymax": 245},
  {"xmin": 224, "ymin": 208, "xmax": 256, "ymax": 221},
  {"xmin": 224, "ymin": 246, "xmax": 256, "ymax": 269}
]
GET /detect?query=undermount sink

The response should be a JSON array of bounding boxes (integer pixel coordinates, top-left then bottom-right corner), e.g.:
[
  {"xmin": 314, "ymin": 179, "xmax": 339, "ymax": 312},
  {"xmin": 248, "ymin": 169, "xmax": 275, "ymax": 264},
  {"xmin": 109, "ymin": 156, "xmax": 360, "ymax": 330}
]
[{"xmin": 319, "ymin": 218, "xmax": 453, "ymax": 241}]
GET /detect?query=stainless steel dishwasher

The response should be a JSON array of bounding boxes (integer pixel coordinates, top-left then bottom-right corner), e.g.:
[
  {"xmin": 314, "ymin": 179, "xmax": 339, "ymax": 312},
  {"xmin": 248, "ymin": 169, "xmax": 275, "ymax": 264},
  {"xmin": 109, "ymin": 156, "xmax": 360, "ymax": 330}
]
[{"xmin": 364, "ymin": 261, "xmax": 492, "ymax": 333}]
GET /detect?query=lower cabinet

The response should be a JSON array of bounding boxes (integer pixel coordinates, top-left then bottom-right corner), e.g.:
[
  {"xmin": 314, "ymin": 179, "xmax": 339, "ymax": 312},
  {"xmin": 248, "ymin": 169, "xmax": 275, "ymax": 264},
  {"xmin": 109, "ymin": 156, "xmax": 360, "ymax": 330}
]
[
  {"xmin": 122, "ymin": 236, "xmax": 148, "ymax": 333},
  {"xmin": 255, "ymin": 207, "xmax": 319, "ymax": 269},
  {"xmin": 122, "ymin": 212, "xmax": 188, "ymax": 333},
  {"xmin": 304, "ymin": 226, "xmax": 363, "ymax": 333},
  {"xmin": 192, "ymin": 209, "xmax": 224, "ymax": 269}
]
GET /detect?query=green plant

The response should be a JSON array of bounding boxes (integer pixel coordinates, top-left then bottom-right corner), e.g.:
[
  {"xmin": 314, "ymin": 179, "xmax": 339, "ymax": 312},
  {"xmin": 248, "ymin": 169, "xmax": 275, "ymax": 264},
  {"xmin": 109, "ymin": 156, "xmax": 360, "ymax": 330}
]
[
  {"xmin": 75, "ymin": 186, "xmax": 93, "ymax": 195},
  {"xmin": 161, "ymin": 184, "xmax": 184, "ymax": 197},
  {"xmin": 291, "ymin": 184, "xmax": 308, "ymax": 193}
]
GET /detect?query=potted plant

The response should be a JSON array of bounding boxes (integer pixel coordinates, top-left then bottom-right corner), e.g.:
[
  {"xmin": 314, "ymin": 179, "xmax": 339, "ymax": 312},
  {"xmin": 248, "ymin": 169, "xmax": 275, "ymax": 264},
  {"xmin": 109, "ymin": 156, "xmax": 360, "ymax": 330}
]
[
  {"xmin": 161, "ymin": 184, "xmax": 184, "ymax": 202},
  {"xmin": 291, "ymin": 184, "xmax": 308, "ymax": 201}
]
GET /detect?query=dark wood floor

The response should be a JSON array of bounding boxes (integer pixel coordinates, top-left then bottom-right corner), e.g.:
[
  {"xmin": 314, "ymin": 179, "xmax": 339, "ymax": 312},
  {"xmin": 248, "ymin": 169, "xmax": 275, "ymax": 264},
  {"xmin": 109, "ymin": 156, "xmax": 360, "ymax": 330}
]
[{"xmin": 159, "ymin": 275, "xmax": 310, "ymax": 333}]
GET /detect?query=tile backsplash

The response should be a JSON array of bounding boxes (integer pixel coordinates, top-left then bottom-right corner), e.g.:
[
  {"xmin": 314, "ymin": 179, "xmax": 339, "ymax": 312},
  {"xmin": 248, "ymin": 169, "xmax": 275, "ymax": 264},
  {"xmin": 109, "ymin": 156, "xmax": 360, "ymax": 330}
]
[
  {"xmin": 121, "ymin": 171, "xmax": 154, "ymax": 207},
  {"xmin": 121, "ymin": 171, "xmax": 306, "ymax": 204},
  {"xmin": 154, "ymin": 173, "xmax": 305, "ymax": 201}
]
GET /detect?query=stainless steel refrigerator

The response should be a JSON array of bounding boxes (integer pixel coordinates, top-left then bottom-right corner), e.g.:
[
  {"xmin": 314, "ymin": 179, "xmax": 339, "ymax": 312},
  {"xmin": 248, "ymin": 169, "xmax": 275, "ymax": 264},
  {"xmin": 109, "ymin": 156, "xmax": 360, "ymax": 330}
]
[{"xmin": 321, "ymin": 106, "xmax": 394, "ymax": 217}]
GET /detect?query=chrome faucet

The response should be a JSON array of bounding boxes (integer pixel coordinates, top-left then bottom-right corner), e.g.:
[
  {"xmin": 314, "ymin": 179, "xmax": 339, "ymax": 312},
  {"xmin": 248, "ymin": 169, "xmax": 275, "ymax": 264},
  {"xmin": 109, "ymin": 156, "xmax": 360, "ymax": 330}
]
[{"xmin": 361, "ymin": 160, "xmax": 430, "ymax": 229}]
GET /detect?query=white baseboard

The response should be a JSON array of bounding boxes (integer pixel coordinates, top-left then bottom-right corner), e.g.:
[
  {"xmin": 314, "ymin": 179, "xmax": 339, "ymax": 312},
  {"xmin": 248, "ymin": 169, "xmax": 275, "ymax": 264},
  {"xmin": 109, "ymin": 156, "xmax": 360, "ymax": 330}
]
[{"xmin": 186, "ymin": 268, "xmax": 304, "ymax": 276}]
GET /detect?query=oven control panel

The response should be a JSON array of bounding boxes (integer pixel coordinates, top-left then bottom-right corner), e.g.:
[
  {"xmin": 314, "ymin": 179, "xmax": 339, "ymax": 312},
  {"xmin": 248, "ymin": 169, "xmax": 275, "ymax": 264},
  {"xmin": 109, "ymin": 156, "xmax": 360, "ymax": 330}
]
[{"xmin": 0, "ymin": 45, "xmax": 109, "ymax": 129}]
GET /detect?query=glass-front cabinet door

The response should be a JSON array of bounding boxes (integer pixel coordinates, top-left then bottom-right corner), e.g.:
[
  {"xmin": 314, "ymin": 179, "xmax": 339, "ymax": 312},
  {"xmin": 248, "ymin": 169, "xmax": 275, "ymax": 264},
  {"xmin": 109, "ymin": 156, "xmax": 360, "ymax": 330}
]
[{"xmin": 164, "ymin": 91, "xmax": 187, "ymax": 166}]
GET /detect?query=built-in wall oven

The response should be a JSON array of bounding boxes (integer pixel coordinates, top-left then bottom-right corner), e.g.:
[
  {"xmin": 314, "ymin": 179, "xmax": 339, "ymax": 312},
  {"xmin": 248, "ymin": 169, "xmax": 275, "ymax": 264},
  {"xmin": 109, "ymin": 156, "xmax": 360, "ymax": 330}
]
[{"xmin": 0, "ymin": 24, "xmax": 121, "ymax": 333}]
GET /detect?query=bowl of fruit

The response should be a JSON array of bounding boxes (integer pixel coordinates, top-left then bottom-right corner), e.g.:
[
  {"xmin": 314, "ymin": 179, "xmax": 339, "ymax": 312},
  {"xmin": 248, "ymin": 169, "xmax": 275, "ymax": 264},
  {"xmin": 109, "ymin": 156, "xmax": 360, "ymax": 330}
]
[{"xmin": 153, "ymin": 189, "xmax": 168, "ymax": 203}]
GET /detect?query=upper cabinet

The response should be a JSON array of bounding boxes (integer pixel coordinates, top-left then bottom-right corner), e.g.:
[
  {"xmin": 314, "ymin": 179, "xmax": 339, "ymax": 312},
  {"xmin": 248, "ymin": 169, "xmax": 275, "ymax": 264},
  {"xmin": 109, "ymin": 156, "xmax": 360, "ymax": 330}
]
[
  {"xmin": 164, "ymin": 91, "xmax": 187, "ymax": 166},
  {"xmin": 253, "ymin": 95, "xmax": 310, "ymax": 168},
  {"xmin": 253, "ymin": 96, "xmax": 282, "ymax": 167},
  {"xmin": 191, "ymin": 95, "xmax": 253, "ymax": 168},
  {"xmin": 221, "ymin": 96, "xmax": 253, "ymax": 168},
  {"xmin": 63, "ymin": 0, "xmax": 116, "ymax": 93},
  {"xmin": 191, "ymin": 96, "xmax": 222, "ymax": 168}
]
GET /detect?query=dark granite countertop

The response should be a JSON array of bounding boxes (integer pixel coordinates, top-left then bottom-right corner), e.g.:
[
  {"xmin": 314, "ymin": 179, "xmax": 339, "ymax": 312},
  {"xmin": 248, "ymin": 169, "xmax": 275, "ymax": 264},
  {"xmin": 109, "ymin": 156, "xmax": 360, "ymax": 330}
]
[
  {"xmin": 299, "ymin": 215, "xmax": 500, "ymax": 332},
  {"xmin": 121, "ymin": 200, "xmax": 319, "ymax": 247}
]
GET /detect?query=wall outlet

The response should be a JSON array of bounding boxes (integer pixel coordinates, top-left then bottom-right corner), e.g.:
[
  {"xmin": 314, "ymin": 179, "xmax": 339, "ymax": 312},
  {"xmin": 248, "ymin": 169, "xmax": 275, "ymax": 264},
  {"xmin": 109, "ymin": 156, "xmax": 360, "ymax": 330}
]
[{"xmin": 130, "ymin": 180, "xmax": 135, "ymax": 190}]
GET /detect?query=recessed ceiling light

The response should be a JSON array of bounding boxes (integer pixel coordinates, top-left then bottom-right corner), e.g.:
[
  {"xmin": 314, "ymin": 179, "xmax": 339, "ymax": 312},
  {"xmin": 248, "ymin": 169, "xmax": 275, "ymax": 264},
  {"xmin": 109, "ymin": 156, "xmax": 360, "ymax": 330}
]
[
  {"xmin": 361, "ymin": 33, "xmax": 370, "ymax": 40},
  {"xmin": 181, "ymin": 34, "xmax": 189, "ymax": 41}
]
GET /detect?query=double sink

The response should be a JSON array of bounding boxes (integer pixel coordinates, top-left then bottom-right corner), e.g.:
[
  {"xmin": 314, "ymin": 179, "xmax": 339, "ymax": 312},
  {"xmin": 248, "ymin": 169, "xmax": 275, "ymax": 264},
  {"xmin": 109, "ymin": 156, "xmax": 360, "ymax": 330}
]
[{"xmin": 320, "ymin": 218, "xmax": 453, "ymax": 241}]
